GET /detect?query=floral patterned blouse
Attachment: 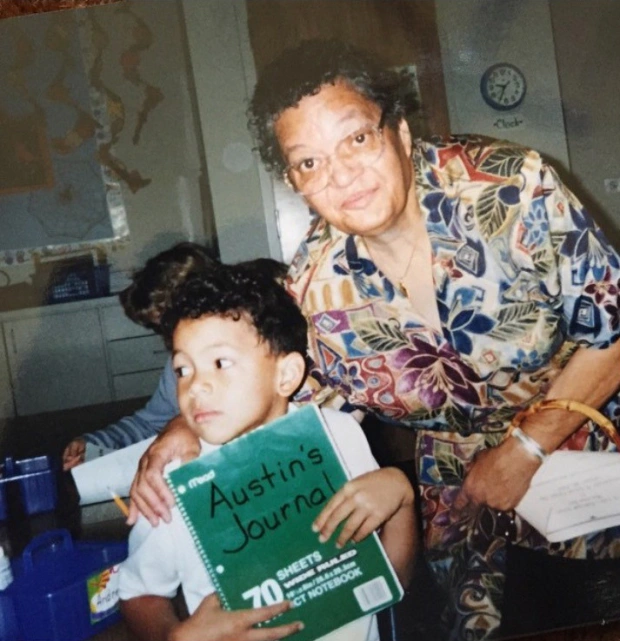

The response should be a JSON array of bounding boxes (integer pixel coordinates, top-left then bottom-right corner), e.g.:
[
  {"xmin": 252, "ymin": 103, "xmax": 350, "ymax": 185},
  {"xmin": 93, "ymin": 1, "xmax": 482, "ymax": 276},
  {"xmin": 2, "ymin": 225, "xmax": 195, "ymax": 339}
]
[{"xmin": 286, "ymin": 136, "xmax": 620, "ymax": 636}]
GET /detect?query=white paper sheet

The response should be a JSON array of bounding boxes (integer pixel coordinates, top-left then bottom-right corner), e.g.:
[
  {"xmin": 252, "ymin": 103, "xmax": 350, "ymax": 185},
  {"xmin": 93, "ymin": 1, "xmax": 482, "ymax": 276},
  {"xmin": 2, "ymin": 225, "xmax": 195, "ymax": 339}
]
[
  {"xmin": 71, "ymin": 436, "xmax": 156, "ymax": 505},
  {"xmin": 515, "ymin": 451, "xmax": 620, "ymax": 542}
]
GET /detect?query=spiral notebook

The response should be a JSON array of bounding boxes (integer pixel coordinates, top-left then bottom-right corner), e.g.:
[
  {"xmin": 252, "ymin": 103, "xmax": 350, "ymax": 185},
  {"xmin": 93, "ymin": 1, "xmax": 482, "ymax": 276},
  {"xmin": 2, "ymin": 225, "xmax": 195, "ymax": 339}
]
[{"xmin": 165, "ymin": 404, "xmax": 403, "ymax": 641}]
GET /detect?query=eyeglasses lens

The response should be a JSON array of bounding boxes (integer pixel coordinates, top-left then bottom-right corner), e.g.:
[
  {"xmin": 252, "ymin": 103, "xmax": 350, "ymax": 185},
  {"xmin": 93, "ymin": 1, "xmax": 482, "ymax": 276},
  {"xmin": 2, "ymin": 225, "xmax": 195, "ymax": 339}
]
[{"xmin": 286, "ymin": 125, "xmax": 385, "ymax": 197}]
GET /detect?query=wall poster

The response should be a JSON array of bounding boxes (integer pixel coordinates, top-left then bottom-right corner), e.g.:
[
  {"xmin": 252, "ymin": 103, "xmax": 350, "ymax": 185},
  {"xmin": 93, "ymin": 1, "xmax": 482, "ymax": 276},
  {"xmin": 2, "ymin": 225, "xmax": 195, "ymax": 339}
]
[{"xmin": 0, "ymin": 6, "xmax": 129, "ymax": 266}]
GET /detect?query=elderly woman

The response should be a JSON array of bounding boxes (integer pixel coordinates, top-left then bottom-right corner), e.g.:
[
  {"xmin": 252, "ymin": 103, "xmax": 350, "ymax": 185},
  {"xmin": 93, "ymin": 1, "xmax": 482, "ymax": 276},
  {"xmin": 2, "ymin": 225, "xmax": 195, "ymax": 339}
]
[{"xmin": 130, "ymin": 40, "xmax": 620, "ymax": 639}]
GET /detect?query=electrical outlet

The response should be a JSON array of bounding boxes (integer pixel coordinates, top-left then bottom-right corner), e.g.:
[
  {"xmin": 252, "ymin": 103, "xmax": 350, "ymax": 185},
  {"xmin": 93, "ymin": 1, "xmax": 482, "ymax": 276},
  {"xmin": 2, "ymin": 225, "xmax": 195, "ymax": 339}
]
[{"xmin": 604, "ymin": 178, "xmax": 620, "ymax": 193}]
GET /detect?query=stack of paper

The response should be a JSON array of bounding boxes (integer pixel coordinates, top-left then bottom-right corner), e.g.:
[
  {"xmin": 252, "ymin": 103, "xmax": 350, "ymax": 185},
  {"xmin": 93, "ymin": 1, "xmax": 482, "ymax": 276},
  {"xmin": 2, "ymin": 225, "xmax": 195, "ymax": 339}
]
[
  {"xmin": 71, "ymin": 437, "xmax": 155, "ymax": 505},
  {"xmin": 516, "ymin": 451, "xmax": 620, "ymax": 542}
]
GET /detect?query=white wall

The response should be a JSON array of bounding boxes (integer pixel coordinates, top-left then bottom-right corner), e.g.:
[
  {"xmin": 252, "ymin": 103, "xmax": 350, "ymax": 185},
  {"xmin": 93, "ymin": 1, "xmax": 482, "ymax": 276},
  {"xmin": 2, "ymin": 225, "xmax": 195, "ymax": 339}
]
[
  {"xmin": 435, "ymin": 0, "xmax": 620, "ymax": 248},
  {"xmin": 96, "ymin": 0, "xmax": 207, "ymax": 278},
  {"xmin": 181, "ymin": 0, "xmax": 581, "ymax": 265},
  {"xmin": 550, "ymin": 0, "xmax": 620, "ymax": 247},
  {"xmin": 180, "ymin": 0, "xmax": 281, "ymax": 263},
  {"xmin": 435, "ymin": 0, "xmax": 569, "ymax": 170}
]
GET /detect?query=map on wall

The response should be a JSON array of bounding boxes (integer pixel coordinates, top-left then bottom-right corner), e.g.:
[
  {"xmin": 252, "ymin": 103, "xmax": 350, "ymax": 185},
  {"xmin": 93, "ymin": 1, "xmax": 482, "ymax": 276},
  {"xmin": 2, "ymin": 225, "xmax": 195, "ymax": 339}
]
[{"xmin": 0, "ymin": 9, "xmax": 128, "ymax": 266}]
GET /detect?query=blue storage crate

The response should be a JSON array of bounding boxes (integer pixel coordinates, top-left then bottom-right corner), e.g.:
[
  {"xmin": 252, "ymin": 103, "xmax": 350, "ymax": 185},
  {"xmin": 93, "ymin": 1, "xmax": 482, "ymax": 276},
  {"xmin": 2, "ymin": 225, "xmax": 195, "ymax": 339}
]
[
  {"xmin": 0, "ymin": 591, "xmax": 19, "ymax": 641},
  {"xmin": 1, "ymin": 456, "xmax": 57, "ymax": 519},
  {"xmin": 11, "ymin": 456, "xmax": 57, "ymax": 516},
  {"xmin": 4, "ymin": 529, "xmax": 128, "ymax": 641},
  {"xmin": 45, "ymin": 263, "xmax": 110, "ymax": 305},
  {"xmin": 0, "ymin": 483, "xmax": 6, "ymax": 522}
]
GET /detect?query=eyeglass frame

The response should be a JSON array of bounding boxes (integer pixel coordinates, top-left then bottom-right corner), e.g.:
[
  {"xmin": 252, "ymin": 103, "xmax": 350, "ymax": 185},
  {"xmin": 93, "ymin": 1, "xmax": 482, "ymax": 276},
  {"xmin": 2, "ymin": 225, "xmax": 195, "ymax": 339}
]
[{"xmin": 282, "ymin": 110, "xmax": 389, "ymax": 197}]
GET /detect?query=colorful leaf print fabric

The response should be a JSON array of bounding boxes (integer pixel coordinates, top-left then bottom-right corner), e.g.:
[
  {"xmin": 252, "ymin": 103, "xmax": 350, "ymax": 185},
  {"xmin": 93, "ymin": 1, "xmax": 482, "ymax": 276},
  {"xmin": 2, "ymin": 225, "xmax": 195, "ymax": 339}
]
[{"xmin": 286, "ymin": 136, "xmax": 620, "ymax": 639}]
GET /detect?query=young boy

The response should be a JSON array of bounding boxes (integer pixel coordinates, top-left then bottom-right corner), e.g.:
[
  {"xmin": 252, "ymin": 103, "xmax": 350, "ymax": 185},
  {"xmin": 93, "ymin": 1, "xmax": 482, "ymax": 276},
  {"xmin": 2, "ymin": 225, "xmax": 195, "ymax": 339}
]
[
  {"xmin": 119, "ymin": 266, "xmax": 417, "ymax": 641},
  {"xmin": 62, "ymin": 242, "xmax": 286, "ymax": 470}
]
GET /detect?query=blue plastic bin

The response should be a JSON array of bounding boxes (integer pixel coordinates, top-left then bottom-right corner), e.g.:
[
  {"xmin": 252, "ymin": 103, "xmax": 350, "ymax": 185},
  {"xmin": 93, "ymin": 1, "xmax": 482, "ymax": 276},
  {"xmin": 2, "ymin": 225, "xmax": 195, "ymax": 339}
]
[
  {"xmin": 0, "ymin": 591, "xmax": 20, "ymax": 641},
  {"xmin": 13, "ymin": 456, "xmax": 57, "ymax": 516},
  {"xmin": 0, "ymin": 483, "xmax": 6, "ymax": 522},
  {"xmin": 5, "ymin": 529, "xmax": 128, "ymax": 641},
  {"xmin": 1, "ymin": 456, "xmax": 57, "ymax": 519}
]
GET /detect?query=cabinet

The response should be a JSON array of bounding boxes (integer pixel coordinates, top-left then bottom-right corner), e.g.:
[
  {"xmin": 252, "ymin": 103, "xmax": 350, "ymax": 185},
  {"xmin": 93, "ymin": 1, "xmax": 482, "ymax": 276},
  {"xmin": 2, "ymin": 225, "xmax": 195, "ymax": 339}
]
[
  {"xmin": 5, "ymin": 309, "xmax": 110, "ymax": 416},
  {"xmin": 100, "ymin": 304, "xmax": 168, "ymax": 401},
  {"xmin": 0, "ymin": 326, "xmax": 15, "ymax": 419},
  {"xmin": 0, "ymin": 297, "xmax": 168, "ymax": 417}
]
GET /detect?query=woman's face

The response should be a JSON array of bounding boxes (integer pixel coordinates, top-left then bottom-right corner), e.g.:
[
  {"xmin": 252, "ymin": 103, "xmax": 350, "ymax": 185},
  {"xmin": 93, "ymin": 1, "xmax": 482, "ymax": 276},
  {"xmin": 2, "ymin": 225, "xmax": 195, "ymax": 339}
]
[{"xmin": 274, "ymin": 81, "xmax": 415, "ymax": 238}]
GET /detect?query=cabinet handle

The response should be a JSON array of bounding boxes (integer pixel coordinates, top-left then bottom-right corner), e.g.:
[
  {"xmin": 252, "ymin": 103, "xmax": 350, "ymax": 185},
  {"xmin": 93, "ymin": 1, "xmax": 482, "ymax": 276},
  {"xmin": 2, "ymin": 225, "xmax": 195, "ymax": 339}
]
[
  {"xmin": 10, "ymin": 328, "xmax": 16, "ymax": 355},
  {"xmin": 153, "ymin": 349, "xmax": 168, "ymax": 355}
]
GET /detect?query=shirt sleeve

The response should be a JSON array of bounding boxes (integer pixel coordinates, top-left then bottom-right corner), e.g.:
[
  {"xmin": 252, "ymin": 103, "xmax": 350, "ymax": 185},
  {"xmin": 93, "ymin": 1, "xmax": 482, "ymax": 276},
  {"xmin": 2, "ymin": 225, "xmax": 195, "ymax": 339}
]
[
  {"xmin": 118, "ymin": 515, "xmax": 181, "ymax": 602},
  {"xmin": 535, "ymin": 163, "xmax": 620, "ymax": 348},
  {"xmin": 83, "ymin": 358, "xmax": 179, "ymax": 456},
  {"xmin": 321, "ymin": 408, "xmax": 379, "ymax": 478}
]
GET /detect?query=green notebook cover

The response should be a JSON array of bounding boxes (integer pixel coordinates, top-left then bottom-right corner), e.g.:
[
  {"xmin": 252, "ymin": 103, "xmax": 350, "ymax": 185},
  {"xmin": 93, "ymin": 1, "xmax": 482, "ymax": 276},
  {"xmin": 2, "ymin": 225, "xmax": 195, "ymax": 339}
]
[{"xmin": 166, "ymin": 404, "xmax": 403, "ymax": 641}]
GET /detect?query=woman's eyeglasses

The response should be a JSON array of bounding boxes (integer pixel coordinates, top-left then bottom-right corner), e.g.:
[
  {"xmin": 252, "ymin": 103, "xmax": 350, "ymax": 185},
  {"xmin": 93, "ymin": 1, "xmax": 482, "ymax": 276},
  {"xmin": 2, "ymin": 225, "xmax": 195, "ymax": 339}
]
[{"xmin": 284, "ymin": 117, "xmax": 386, "ymax": 197}]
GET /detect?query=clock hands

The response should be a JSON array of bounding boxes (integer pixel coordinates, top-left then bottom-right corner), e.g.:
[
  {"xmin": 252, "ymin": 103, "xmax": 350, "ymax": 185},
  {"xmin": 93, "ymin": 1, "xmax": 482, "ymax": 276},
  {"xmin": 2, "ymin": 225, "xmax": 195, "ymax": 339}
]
[{"xmin": 497, "ymin": 82, "xmax": 510, "ymax": 101}]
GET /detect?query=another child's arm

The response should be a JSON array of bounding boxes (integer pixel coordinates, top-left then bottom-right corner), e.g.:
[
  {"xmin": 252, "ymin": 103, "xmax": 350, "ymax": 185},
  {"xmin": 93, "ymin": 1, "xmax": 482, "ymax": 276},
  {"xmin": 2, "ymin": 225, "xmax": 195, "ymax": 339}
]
[
  {"xmin": 62, "ymin": 437, "xmax": 86, "ymax": 470},
  {"xmin": 312, "ymin": 467, "xmax": 417, "ymax": 586},
  {"xmin": 122, "ymin": 593, "xmax": 304, "ymax": 641}
]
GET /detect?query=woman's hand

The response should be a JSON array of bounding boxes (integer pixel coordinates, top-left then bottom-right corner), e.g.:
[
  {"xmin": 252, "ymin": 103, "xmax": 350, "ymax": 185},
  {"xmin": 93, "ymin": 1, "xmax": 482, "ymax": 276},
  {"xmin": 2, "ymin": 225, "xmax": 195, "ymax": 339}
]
[
  {"xmin": 62, "ymin": 437, "xmax": 86, "ymax": 471},
  {"xmin": 170, "ymin": 594, "xmax": 303, "ymax": 641},
  {"xmin": 312, "ymin": 467, "xmax": 414, "ymax": 549},
  {"xmin": 128, "ymin": 415, "xmax": 201, "ymax": 526},
  {"xmin": 453, "ymin": 437, "xmax": 541, "ymax": 514}
]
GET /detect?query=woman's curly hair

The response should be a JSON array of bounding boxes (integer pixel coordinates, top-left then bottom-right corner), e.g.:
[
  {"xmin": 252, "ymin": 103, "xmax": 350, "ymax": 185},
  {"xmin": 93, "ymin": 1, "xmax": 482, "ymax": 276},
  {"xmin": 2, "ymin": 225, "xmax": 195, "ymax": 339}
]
[
  {"xmin": 161, "ymin": 265, "xmax": 307, "ymax": 359},
  {"xmin": 247, "ymin": 38, "xmax": 420, "ymax": 176}
]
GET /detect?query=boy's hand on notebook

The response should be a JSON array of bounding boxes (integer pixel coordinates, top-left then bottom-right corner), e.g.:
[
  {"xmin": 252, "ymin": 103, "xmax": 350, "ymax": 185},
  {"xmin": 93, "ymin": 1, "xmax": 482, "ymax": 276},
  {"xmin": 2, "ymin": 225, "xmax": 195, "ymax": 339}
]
[
  {"xmin": 312, "ymin": 467, "xmax": 415, "ymax": 549},
  {"xmin": 172, "ymin": 593, "xmax": 304, "ymax": 641},
  {"xmin": 128, "ymin": 415, "xmax": 201, "ymax": 526}
]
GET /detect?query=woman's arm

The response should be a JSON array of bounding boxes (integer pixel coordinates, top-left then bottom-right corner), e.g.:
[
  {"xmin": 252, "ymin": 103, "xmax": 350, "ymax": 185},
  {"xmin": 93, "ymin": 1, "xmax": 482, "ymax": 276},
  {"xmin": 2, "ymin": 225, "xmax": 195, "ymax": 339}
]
[
  {"xmin": 521, "ymin": 340, "xmax": 620, "ymax": 451},
  {"xmin": 456, "ymin": 156, "xmax": 620, "ymax": 514},
  {"xmin": 455, "ymin": 339, "xmax": 620, "ymax": 512},
  {"xmin": 128, "ymin": 415, "xmax": 201, "ymax": 526}
]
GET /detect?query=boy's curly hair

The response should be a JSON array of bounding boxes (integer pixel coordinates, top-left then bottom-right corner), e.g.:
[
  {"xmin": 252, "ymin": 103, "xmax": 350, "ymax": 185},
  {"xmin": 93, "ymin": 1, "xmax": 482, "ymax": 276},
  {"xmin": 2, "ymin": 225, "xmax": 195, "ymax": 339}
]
[
  {"xmin": 161, "ymin": 265, "xmax": 307, "ymax": 358},
  {"xmin": 247, "ymin": 38, "xmax": 420, "ymax": 176}
]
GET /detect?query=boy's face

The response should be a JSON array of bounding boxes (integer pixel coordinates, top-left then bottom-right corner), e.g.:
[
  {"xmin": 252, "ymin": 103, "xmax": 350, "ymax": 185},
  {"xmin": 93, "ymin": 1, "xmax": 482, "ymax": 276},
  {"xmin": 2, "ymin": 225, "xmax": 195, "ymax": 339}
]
[{"xmin": 172, "ymin": 314, "xmax": 297, "ymax": 444}]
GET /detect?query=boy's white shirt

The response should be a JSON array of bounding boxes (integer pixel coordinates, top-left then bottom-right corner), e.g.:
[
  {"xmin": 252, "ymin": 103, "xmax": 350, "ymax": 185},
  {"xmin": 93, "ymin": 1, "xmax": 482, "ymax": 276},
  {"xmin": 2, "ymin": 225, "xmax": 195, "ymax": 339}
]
[{"xmin": 119, "ymin": 406, "xmax": 381, "ymax": 641}]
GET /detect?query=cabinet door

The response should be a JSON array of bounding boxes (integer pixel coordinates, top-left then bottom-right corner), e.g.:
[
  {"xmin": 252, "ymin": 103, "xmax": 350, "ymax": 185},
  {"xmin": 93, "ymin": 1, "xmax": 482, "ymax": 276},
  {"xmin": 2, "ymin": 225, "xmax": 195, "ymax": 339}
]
[
  {"xmin": 0, "ymin": 325, "xmax": 15, "ymax": 419},
  {"xmin": 5, "ymin": 309, "xmax": 111, "ymax": 416},
  {"xmin": 100, "ymin": 303, "xmax": 153, "ymax": 341}
]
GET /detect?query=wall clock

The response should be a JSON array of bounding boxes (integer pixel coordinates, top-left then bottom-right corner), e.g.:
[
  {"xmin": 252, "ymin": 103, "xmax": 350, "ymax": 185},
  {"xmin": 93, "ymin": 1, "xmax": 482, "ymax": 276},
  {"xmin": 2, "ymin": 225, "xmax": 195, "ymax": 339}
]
[{"xmin": 480, "ymin": 63, "xmax": 527, "ymax": 111}]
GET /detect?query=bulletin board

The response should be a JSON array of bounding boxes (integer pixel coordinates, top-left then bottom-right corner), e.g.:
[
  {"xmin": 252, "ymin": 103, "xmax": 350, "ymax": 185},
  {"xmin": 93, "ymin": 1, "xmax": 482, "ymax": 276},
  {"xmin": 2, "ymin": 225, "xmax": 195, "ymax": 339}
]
[{"xmin": 0, "ymin": 6, "xmax": 129, "ymax": 266}]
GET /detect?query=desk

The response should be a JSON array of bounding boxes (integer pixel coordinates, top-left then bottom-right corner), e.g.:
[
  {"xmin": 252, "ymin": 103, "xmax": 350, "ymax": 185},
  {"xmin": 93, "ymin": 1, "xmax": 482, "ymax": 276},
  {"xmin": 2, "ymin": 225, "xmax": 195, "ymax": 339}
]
[
  {"xmin": 0, "ymin": 495, "xmax": 130, "ymax": 559},
  {"xmin": 3, "ymin": 482, "xmax": 619, "ymax": 641}
]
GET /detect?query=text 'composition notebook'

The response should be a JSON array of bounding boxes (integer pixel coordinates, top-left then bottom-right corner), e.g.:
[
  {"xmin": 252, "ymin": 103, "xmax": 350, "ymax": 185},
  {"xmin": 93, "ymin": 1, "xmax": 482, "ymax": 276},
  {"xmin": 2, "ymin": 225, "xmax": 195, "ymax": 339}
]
[{"xmin": 166, "ymin": 404, "xmax": 403, "ymax": 641}]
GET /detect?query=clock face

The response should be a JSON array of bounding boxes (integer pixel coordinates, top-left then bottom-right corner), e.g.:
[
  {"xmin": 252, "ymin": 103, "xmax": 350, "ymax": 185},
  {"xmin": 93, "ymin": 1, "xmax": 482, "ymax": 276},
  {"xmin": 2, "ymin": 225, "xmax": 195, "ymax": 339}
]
[{"xmin": 480, "ymin": 63, "xmax": 527, "ymax": 111}]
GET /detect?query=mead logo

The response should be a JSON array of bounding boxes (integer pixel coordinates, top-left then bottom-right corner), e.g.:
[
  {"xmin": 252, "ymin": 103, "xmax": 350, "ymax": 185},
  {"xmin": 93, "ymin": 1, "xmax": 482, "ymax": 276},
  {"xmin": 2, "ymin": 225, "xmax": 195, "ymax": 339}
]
[{"xmin": 188, "ymin": 469, "xmax": 216, "ymax": 489}]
